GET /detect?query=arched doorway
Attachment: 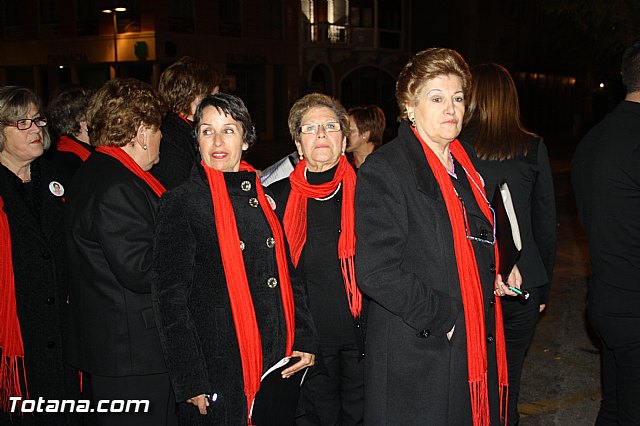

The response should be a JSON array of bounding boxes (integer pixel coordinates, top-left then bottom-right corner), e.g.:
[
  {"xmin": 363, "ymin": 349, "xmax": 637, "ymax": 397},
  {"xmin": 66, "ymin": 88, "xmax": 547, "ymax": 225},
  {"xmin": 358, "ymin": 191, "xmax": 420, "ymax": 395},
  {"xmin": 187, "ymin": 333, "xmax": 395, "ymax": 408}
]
[{"xmin": 309, "ymin": 64, "xmax": 333, "ymax": 96}]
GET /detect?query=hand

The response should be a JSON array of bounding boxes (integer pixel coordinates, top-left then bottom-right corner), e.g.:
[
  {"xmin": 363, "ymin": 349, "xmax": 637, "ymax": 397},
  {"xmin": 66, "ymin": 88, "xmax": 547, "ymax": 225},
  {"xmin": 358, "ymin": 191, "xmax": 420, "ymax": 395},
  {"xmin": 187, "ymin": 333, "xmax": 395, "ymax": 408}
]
[
  {"xmin": 281, "ymin": 351, "xmax": 315, "ymax": 378},
  {"xmin": 495, "ymin": 264, "xmax": 522, "ymax": 297},
  {"xmin": 186, "ymin": 394, "xmax": 209, "ymax": 415},
  {"xmin": 539, "ymin": 303, "xmax": 546, "ymax": 313}
]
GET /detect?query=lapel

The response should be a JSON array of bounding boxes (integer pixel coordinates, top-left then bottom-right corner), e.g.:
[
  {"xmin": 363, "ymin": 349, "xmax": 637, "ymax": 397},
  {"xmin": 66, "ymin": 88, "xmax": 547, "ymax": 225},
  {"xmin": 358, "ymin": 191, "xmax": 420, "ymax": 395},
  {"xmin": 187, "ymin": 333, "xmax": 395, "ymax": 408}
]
[{"xmin": 397, "ymin": 121, "xmax": 442, "ymax": 201}]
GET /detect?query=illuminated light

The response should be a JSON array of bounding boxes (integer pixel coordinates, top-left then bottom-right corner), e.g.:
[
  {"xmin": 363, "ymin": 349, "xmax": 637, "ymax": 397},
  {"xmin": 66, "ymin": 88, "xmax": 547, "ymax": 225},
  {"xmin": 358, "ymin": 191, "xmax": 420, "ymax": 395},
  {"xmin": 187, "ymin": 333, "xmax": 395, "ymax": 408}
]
[
  {"xmin": 102, "ymin": 9, "xmax": 112, "ymax": 13},
  {"xmin": 599, "ymin": 82, "xmax": 605, "ymax": 89},
  {"xmin": 114, "ymin": 7, "xmax": 127, "ymax": 12},
  {"xmin": 59, "ymin": 65, "xmax": 64, "ymax": 69},
  {"xmin": 530, "ymin": 73, "xmax": 538, "ymax": 80},
  {"xmin": 569, "ymin": 77, "xmax": 576, "ymax": 85}
]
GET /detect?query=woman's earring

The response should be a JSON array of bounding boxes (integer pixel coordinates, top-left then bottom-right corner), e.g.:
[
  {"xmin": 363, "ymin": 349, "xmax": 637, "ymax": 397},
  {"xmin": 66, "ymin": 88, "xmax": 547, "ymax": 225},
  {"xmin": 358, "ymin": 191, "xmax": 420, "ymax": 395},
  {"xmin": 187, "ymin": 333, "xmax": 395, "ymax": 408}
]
[
  {"xmin": 299, "ymin": 152, "xmax": 304, "ymax": 160},
  {"xmin": 143, "ymin": 143, "xmax": 148, "ymax": 150},
  {"xmin": 409, "ymin": 116, "xmax": 416, "ymax": 128}
]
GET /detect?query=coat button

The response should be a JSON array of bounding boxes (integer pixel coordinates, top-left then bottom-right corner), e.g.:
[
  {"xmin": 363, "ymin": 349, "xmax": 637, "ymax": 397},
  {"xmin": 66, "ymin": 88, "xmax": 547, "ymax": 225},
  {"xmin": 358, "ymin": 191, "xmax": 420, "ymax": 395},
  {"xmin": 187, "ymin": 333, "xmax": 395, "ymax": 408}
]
[
  {"xmin": 267, "ymin": 277, "xmax": 278, "ymax": 288},
  {"xmin": 239, "ymin": 240, "xmax": 245, "ymax": 251},
  {"xmin": 46, "ymin": 341, "xmax": 56, "ymax": 349},
  {"xmin": 490, "ymin": 297, "xmax": 495, "ymax": 306},
  {"xmin": 249, "ymin": 197, "xmax": 259, "ymax": 208},
  {"xmin": 42, "ymin": 251, "xmax": 51, "ymax": 260},
  {"xmin": 241, "ymin": 180, "xmax": 252, "ymax": 191},
  {"xmin": 420, "ymin": 329, "xmax": 431, "ymax": 338},
  {"xmin": 46, "ymin": 297, "xmax": 55, "ymax": 305},
  {"xmin": 266, "ymin": 237, "xmax": 275, "ymax": 248},
  {"xmin": 479, "ymin": 229, "xmax": 489, "ymax": 239},
  {"xmin": 489, "ymin": 264, "xmax": 496, "ymax": 273},
  {"xmin": 487, "ymin": 335, "xmax": 494, "ymax": 343}
]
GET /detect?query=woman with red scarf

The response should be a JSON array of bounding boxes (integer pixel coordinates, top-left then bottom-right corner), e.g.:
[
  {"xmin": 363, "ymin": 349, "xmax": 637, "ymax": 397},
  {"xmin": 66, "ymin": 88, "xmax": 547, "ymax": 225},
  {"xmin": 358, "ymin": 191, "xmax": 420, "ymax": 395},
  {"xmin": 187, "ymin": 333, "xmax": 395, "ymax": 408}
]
[
  {"xmin": 64, "ymin": 78, "xmax": 177, "ymax": 426},
  {"xmin": 152, "ymin": 93, "xmax": 317, "ymax": 425},
  {"xmin": 0, "ymin": 86, "xmax": 81, "ymax": 424},
  {"xmin": 354, "ymin": 48, "xmax": 522, "ymax": 425},
  {"xmin": 269, "ymin": 93, "xmax": 365, "ymax": 426}
]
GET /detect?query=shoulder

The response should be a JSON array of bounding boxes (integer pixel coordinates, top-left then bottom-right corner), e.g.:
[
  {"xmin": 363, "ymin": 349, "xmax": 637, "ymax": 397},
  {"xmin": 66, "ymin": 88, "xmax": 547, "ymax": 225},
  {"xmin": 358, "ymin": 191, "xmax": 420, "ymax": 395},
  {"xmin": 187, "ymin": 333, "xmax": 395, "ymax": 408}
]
[{"xmin": 267, "ymin": 177, "xmax": 291, "ymax": 205}]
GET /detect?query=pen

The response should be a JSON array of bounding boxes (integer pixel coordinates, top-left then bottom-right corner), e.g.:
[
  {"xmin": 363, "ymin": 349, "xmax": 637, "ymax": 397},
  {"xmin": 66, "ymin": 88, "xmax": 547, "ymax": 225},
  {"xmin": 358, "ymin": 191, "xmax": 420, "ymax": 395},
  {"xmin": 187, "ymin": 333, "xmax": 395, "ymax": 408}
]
[{"xmin": 507, "ymin": 286, "xmax": 530, "ymax": 300}]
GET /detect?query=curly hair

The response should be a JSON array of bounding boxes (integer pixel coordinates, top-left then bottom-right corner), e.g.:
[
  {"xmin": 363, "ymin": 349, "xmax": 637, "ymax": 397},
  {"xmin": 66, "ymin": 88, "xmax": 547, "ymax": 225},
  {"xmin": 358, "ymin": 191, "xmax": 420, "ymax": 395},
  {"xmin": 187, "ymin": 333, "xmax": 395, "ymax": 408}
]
[
  {"xmin": 0, "ymin": 85, "xmax": 51, "ymax": 151},
  {"xmin": 396, "ymin": 48, "xmax": 471, "ymax": 121},
  {"xmin": 194, "ymin": 92, "xmax": 257, "ymax": 155},
  {"xmin": 158, "ymin": 56, "xmax": 220, "ymax": 116},
  {"xmin": 348, "ymin": 104, "xmax": 386, "ymax": 147},
  {"xmin": 287, "ymin": 93, "xmax": 349, "ymax": 142},
  {"xmin": 87, "ymin": 78, "xmax": 165, "ymax": 147},
  {"xmin": 46, "ymin": 84, "xmax": 94, "ymax": 138}
]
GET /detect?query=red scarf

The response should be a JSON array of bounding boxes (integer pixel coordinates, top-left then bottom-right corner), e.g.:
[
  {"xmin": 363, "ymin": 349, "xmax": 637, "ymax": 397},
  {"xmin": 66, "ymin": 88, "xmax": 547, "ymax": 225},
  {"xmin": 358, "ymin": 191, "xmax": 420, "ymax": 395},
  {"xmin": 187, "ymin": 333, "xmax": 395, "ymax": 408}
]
[
  {"xmin": 56, "ymin": 135, "xmax": 91, "ymax": 162},
  {"xmin": 413, "ymin": 127, "xmax": 509, "ymax": 425},
  {"xmin": 283, "ymin": 156, "xmax": 361, "ymax": 318},
  {"xmin": 203, "ymin": 161, "xmax": 295, "ymax": 424},
  {"xmin": 95, "ymin": 146, "xmax": 166, "ymax": 197},
  {"xmin": 0, "ymin": 196, "xmax": 29, "ymax": 411}
]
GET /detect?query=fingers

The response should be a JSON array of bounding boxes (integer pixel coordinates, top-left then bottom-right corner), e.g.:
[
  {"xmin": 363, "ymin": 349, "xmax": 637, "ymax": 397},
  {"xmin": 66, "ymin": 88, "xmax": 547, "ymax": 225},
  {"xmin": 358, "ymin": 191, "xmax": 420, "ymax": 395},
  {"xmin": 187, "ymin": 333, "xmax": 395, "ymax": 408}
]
[
  {"xmin": 539, "ymin": 303, "xmax": 546, "ymax": 313},
  {"xmin": 495, "ymin": 274, "xmax": 518, "ymax": 297},
  {"xmin": 282, "ymin": 351, "xmax": 315, "ymax": 378},
  {"xmin": 186, "ymin": 394, "xmax": 209, "ymax": 415}
]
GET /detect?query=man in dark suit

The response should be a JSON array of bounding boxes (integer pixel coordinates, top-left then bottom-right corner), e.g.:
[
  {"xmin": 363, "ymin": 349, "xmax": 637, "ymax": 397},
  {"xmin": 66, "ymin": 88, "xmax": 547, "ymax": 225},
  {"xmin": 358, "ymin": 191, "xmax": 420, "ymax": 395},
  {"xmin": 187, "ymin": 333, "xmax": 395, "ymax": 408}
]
[{"xmin": 572, "ymin": 40, "xmax": 640, "ymax": 425}]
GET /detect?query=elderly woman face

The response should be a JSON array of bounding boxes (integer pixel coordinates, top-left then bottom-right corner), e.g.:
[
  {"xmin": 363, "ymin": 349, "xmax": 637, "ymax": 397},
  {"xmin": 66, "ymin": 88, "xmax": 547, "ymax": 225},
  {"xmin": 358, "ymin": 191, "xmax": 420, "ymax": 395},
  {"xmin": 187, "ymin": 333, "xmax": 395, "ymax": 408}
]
[
  {"xmin": 407, "ymin": 74, "xmax": 465, "ymax": 147},
  {"xmin": 1, "ymin": 103, "xmax": 46, "ymax": 164},
  {"xmin": 197, "ymin": 105, "xmax": 248, "ymax": 172},
  {"xmin": 295, "ymin": 106, "xmax": 346, "ymax": 172}
]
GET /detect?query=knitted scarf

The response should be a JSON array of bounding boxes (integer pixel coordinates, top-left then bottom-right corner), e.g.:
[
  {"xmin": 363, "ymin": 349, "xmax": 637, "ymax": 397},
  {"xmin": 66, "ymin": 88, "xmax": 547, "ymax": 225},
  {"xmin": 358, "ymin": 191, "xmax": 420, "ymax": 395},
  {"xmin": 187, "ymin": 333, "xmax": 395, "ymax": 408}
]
[
  {"xmin": 283, "ymin": 155, "xmax": 361, "ymax": 317},
  {"xmin": 56, "ymin": 135, "xmax": 91, "ymax": 162},
  {"xmin": 203, "ymin": 161, "xmax": 295, "ymax": 425},
  {"xmin": 95, "ymin": 146, "xmax": 166, "ymax": 197},
  {"xmin": 412, "ymin": 127, "xmax": 509, "ymax": 425},
  {"xmin": 0, "ymin": 196, "xmax": 29, "ymax": 412}
]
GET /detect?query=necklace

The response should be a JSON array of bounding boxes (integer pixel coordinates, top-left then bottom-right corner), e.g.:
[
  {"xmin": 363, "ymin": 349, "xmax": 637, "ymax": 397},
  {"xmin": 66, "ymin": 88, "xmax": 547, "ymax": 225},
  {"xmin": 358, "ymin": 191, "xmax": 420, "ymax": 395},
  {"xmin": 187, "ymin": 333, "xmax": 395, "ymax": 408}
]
[{"xmin": 304, "ymin": 167, "xmax": 342, "ymax": 201}]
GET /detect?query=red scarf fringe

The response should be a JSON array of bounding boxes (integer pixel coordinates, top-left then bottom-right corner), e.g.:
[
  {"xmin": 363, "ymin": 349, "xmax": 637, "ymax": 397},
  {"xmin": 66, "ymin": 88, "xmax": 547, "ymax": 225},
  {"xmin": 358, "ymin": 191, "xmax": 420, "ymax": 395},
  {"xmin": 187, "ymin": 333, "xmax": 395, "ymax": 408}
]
[
  {"xmin": 0, "ymin": 197, "xmax": 29, "ymax": 412},
  {"xmin": 413, "ymin": 127, "xmax": 508, "ymax": 425},
  {"xmin": 283, "ymin": 156, "xmax": 362, "ymax": 317},
  {"xmin": 95, "ymin": 146, "xmax": 166, "ymax": 198},
  {"xmin": 203, "ymin": 161, "xmax": 295, "ymax": 424},
  {"xmin": 56, "ymin": 136, "xmax": 91, "ymax": 162}
]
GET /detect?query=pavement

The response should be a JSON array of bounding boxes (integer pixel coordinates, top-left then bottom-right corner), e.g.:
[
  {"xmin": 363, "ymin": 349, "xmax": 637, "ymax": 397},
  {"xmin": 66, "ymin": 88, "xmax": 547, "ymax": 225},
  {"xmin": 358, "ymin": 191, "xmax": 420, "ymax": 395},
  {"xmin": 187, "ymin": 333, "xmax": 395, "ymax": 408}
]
[{"xmin": 517, "ymin": 139, "xmax": 602, "ymax": 425}]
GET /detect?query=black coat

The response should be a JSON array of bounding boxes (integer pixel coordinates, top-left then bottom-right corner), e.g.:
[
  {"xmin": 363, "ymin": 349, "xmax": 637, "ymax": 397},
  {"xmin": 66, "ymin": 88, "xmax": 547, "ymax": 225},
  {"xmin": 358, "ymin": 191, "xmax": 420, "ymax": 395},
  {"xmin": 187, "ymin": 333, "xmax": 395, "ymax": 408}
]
[
  {"xmin": 151, "ymin": 111, "xmax": 198, "ymax": 190},
  {"xmin": 45, "ymin": 135, "xmax": 93, "ymax": 182},
  {"xmin": 64, "ymin": 152, "xmax": 166, "ymax": 376},
  {"xmin": 470, "ymin": 136, "xmax": 557, "ymax": 303},
  {"xmin": 152, "ymin": 165, "xmax": 317, "ymax": 425},
  {"xmin": 0, "ymin": 157, "xmax": 80, "ymax": 425},
  {"xmin": 354, "ymin": 122, "xmax": 501, "ymax": 425}
]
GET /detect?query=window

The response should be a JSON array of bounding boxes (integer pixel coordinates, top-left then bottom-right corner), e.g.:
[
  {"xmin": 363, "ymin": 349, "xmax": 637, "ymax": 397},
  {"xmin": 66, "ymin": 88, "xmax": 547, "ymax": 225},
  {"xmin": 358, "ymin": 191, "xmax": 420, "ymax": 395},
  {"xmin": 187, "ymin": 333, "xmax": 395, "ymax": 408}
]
[
  {"xmin": 168, "ymin": 0, "xmax": 194, "ymax": 33},
  {"xmin": 220, "ymin": 0, "xmax": 241, "ymax": 37}
]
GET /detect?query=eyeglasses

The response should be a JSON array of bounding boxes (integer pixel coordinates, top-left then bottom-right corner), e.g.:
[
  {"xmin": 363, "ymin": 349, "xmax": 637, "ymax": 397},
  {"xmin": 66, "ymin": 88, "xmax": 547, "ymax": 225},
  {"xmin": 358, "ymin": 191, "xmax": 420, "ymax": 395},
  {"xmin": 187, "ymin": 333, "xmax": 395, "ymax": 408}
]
[
  {"xmin": 5, "ymin": 117, "xmax": 48, "ymax": 130},
  {"xmin": 459, "ymin": 197, "xmax": 496, "ymax": 245},
  {"xmin": 299, "ymin": 121, "xmax": 341, "ymax": 134}
]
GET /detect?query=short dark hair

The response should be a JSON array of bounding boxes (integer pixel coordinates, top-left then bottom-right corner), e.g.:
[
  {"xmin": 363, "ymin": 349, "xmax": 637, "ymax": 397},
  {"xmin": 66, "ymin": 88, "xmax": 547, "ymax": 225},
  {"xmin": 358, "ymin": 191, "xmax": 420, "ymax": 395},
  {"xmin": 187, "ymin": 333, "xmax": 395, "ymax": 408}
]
[
  {"xmin": 622, "ymin": 39, "xmax": 640, "ymax": 92},
  {"xmin": 159, "ymin": 56, "xmax": 220, "ymax": 116},
  {"xmin": 194, "ymin": 92, "xmax": 257, "ymax": 153},
  {"xmin": 348, "ymin": 105, "xmax": 386, "ymax": 147},
  {"xmin": 47, "ymin": 84, "xmax": 94, "ymax": 138},
  {"xmin": 87, "ymin": 78, "xmax": 165, "ymax": 147}
]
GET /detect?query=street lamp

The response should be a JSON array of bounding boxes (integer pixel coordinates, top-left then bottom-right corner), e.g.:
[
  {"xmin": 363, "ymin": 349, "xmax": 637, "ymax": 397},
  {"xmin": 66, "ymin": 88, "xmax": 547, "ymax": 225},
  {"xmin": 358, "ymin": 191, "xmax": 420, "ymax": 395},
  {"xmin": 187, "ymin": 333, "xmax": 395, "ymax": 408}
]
[{"xmin": 102, "ymin": 6, "xmax": 127, "ymax": 78}]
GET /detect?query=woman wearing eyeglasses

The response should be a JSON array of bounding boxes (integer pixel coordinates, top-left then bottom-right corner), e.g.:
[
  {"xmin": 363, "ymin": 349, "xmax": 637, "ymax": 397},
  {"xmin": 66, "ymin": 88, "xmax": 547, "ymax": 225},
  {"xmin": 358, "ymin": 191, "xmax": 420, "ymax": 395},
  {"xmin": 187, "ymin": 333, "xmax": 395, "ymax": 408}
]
[
  {"xmin": 355, "ymin": 49, "xmax": 522, "ymax": 425},
  {"xmin": 0, "ymin": 86, "xmax": 81, "ymax": 424},
  {"xmin": 269, "ymin": 93, "xmax": 365, "ymax": 425}
]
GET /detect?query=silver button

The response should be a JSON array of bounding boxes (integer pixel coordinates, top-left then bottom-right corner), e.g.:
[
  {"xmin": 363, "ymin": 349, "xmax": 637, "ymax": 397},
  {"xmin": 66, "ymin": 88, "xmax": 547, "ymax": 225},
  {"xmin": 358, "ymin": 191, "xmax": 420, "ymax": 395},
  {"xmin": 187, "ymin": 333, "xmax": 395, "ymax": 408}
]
[
  {"xmin": 266, "ymin": 237, "xmax": 275, "ymax": 248},
  {"xmin": 249, "ymin": 197, "xmax": 259, "ymax": 208},
  {"xmin": 239, "ymin": 240, "xmax": 245, "ymax": 251},
  {"xmin": 267, "ymin": 277, "xmax": 278, "ymax": 288},
  {"xmin": 241, "ymin": 180, "xmax": 252, "ymax": 192}
]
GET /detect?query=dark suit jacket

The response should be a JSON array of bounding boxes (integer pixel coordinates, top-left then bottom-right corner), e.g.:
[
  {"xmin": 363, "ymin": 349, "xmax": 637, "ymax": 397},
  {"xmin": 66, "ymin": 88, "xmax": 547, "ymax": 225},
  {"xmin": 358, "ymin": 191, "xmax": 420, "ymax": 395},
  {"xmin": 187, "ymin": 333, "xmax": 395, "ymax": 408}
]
[
  {"xmin": 572, "ymin": 100, "xmax": 640, "ymax": 310},
  {"xmin": 468, "ymin": 136, "xmax": 557, "ymax": 303},
  {"xmin": 355, "ymin": 122, "xmax": 501, "ymax": 425},
  {"xmin": 152, "ymin": 165, "xmax": 317, "ymax": 425},
  {"xmin": 151, "ymin": 111, "xmax": 198, "ymax": 190},
  {"xmin": 64, "ymin": 152, "xmax": 166, "ymax": 376},
  {"xmin": 0, "ymin": 157, "xmax": 80, "ymax": 425}
]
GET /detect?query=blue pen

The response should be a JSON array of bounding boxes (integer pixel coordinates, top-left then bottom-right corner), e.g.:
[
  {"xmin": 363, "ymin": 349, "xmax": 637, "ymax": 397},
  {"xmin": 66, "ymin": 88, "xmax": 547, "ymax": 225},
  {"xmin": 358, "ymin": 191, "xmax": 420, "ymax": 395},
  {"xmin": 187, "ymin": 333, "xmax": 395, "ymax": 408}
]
[{"xmin": 508, "ymin": 286, "xmax": 530, "ymax": 300}]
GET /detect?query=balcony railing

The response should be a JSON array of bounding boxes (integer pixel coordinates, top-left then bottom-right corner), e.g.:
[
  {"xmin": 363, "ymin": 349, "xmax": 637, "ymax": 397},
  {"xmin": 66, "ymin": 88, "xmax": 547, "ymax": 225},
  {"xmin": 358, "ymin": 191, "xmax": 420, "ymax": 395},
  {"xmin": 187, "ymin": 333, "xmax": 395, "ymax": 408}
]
[{"xmin": 304, "ymin": 22, "xmax": 402, "ymax": 50}]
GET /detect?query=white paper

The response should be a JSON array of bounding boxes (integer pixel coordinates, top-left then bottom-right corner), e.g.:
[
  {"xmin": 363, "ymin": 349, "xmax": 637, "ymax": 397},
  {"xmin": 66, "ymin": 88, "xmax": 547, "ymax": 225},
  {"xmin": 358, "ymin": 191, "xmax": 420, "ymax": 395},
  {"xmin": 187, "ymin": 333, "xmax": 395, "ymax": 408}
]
[
  {"xmin": 261, "ymin": 152, "xmax": 299, "ymax": 186},
  {"xmin": 499, "ymin": 182, "xmax": 522, "ymax": 251}
]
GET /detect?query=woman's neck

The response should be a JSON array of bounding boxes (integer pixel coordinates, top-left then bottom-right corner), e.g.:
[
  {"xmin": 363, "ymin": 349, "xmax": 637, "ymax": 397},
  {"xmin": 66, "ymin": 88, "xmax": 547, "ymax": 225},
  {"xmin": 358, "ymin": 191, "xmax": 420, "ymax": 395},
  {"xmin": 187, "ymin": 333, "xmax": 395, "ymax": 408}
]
[
  {"xmin": 305, "ymin": 158, "xmax": 340, "ymax": 173},
  {"xmin": 352, "ymin": 144, "xmax": 375, "ymax": 168},
  {"xmin": 0, "ymin": 153, "xmax": 32, "ymax": 182}
]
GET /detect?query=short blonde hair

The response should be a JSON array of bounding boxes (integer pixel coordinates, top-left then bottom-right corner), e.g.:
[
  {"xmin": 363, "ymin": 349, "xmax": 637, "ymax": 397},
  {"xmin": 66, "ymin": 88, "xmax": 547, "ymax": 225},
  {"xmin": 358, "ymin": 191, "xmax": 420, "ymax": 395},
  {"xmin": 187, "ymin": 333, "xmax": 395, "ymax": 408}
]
[
  {"xmin": 0, "ymin": 86, "xmax": 51, "ymax": 151},
  {"xmin": 87, "ymin": 78, "xmax": 165, "ymax": 147},
  {"xmin": 396, "ymin": 48, "xmax": 471, "ymax": 121}
]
